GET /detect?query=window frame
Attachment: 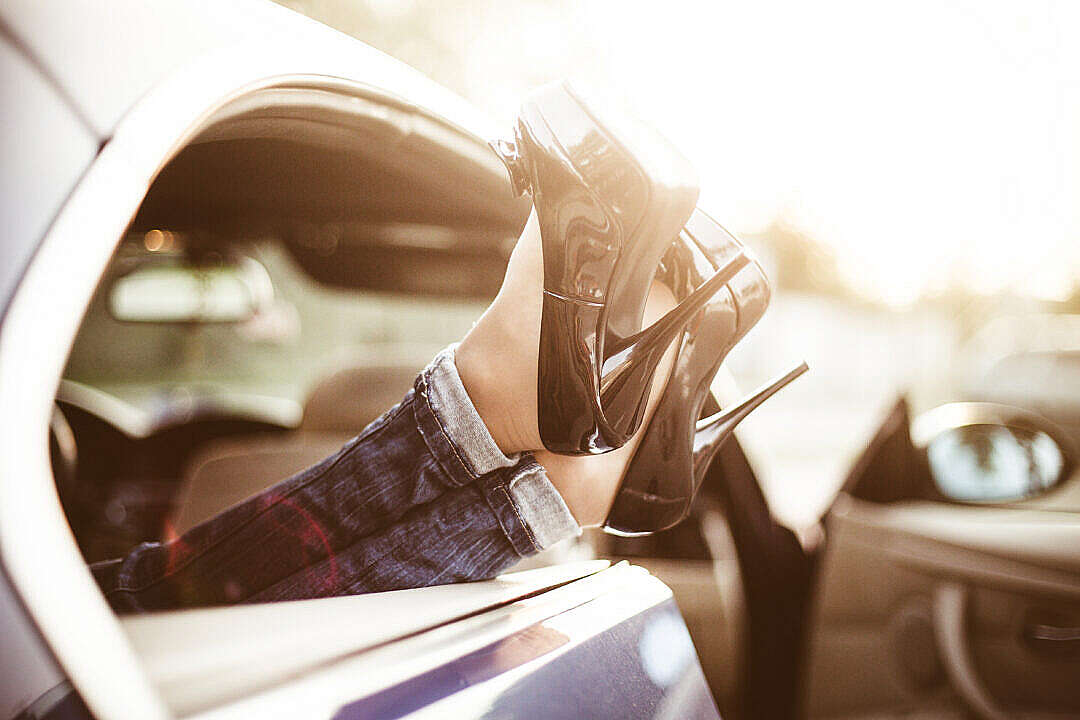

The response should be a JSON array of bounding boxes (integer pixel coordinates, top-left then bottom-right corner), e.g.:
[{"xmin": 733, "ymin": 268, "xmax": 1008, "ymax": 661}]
[{"xmin": 0, "ymin": 42, "xmax": 508, "ymax": 720}]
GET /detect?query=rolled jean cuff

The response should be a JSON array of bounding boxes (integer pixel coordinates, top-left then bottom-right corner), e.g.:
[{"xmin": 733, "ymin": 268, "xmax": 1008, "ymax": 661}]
[
  {"xmin": 413, "ymin": 344, "xmax": 520, "ymax": 486},
  {"xmin": 480, "ymin": 458, "xmax": 582, "ymax": 556},
  {"xmin": 414, "ymin": 345, "xmax": 581, "ymax": 551}
]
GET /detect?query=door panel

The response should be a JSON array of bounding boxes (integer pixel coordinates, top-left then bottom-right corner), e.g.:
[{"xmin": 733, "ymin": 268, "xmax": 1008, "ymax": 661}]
[
  {"xmin": 805, "ymin": 500, "xmax": 954, "ymax": 718},
  {"xmin": 600, "ymin": 507, "xmax": 746, "ymax": 718},
  {"xmin": 805, "ymin": 494, "xmax": 1080, "ymax": 719},
  {"xmin": 966, "ymin": 584, "xmax": 1080, "ymax": 712},
  {"xmin": 805, "ymin": 398, "xmax": 1080, "ymax": 720},
  {"xmin": 137, "ymin": 562, "xmax": 721, "ymax": 720}
]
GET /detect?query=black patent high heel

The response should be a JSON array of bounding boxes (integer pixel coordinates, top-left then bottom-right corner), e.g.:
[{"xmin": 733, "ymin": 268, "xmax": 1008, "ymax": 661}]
[
  {"xmin": 691, "ymin": 362, "xmax": 808, "ymax": 480},
  {"xmin": 494, "ymin": 81, "xmax": 742, "ymax": 455},
  {"xmin": 604, "ymin": 212, "xmax": 807, "ymax": 535}
]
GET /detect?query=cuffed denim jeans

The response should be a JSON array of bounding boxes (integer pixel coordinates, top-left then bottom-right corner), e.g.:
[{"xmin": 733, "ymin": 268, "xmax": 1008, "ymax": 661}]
[{"xmin": 92, "ymin": 347, "xmax": 581, "ymax": 612}]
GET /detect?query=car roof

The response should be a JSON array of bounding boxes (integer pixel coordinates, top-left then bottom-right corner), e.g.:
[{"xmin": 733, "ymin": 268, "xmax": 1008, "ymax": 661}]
[
  {"xmin": 0, "ymin": 0, "xmax": 504, "ymax": 321},
  {"xmin": 0, "ymin": 0, "xmax": 496, "ymax": 143}
]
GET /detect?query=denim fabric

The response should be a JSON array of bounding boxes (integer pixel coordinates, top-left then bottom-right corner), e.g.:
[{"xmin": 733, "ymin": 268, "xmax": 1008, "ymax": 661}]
[
  {"xmin": 92, "ymin": 348, "xmax": 580, "ymax": 612},
  {"xmin": 420, "ymin": 346, "xmax": 579, "ymax": 546},
  {"xmin": 422, "ymin": 344, "xmax": 522, "ymax": 476}
]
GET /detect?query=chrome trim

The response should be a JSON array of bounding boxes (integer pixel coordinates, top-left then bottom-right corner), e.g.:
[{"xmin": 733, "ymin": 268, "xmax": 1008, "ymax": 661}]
[
  {"xmin": 911, "ymin": 401, "xmax": 1077, "ymax": 504},
  {"xmin": 911, "ymin": 401, "xmax": 1077, "ymax": 459},
  {"xmin": 187, "ymin": 563, "xmax": 693, "ymax": 720},
  {"xmin": 124, "ymin": 561, "xmax": 614, "ymax": 716},
  {"xmin": 0, "ymin": 42, "xmax": 506, "ymax": 720}
]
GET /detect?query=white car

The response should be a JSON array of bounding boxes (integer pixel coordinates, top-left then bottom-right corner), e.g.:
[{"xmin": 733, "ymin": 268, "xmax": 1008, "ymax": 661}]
[
  {"xmin": 2, "ymin": 2, "xmax": 1077, "ymax": 719},
  {"xmin": 0, "ymin": 1, "xmax": 719, "ymax": 718}
]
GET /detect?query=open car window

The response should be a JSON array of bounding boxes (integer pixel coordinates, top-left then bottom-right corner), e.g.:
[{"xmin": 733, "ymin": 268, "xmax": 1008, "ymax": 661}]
[
  {"xmin": 23, "ymin": 61, "xmax": 559, "ymax": 717},
  {"xmin": 60, "ymin": 231, "xmax": 494, "ymax": 564}
]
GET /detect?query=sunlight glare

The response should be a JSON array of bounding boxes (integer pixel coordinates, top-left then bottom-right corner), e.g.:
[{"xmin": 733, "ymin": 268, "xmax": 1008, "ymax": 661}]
[{"xmin": 549, "ymin": 0, "xmax": 1080, "ymax": 304}]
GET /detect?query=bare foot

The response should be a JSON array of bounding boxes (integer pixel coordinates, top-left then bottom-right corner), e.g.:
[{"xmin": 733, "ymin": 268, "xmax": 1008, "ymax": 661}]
[{"xmin": 456, "ymin": 209, "xmax": 679, "ymax": 527}]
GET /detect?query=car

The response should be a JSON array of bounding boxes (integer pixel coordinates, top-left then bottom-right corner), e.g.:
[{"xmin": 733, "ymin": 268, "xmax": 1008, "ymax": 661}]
[
  {"xmin": 0, "ymin": 2, "xmax": 720, "ymax": 719},
  {"xmin": 2, "ymin": 2, "xmax": 1078, "ymax": 719}
]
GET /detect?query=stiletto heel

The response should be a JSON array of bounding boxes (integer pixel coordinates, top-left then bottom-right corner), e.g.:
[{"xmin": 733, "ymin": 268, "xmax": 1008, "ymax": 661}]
[
  {"xmin": 493, "ymin": 81, "xmax": 700, "ymax": 455},
  {"xmin": 691, "ymin": 362, "xmax": 809, "ymax": 479},
  {"xmin": 604, "ymin": 211, "xmax": 808, "ymax": 535},
  {"xmin": 596, "ymin": 250, "xmax": 751, "ymax": 439}
]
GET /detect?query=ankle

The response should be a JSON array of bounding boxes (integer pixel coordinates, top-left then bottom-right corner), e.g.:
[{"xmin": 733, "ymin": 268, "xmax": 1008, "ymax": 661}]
[{"xmin": 456, "ymin": 322, "xmax": 541, "ymax": 456}]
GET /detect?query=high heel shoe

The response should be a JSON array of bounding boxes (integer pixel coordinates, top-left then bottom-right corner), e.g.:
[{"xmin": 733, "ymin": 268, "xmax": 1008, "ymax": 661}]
[
  {"xmin": 494, "ymin": 81, "xmax": 748, "ymax": 455},
  {"xmin": 604, "ymin": 210, "xmax": 807, "ymax": 535}
]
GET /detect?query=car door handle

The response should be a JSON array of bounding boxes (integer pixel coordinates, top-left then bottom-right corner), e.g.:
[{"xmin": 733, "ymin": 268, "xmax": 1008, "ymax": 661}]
[{"xmin": 1024, "ymin": 622, "xmax": 1080, "ymax": 657}]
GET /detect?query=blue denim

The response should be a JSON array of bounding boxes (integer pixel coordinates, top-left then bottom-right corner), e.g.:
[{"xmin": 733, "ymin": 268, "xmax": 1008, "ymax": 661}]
[{"xmin": 92, "ymin": 347, "xmax": 581, "ymax": 612}]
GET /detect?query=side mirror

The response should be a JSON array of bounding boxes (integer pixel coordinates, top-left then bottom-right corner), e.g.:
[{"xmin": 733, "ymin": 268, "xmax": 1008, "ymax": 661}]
[
  {"xmin": 108, "ymin": 257, "xmax": 272, "ymax": 323},
  {"xmin": 912, "ymin": 403, "xmax": 1074, "ymax": 503}
]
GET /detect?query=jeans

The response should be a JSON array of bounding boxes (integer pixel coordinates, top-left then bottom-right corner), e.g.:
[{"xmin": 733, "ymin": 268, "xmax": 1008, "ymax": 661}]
[{"xmin": 91, "ymin": 347, "xmax": 581, "ymax": 612}]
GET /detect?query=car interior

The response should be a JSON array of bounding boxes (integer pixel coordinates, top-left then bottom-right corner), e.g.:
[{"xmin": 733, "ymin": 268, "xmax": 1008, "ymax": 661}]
[
  {"xmin": 55, "ymin": 90, "xmax": 521, "ymax": 562},
  {"xmin": 47, "ymin": 81, "xmax": 1080, "ymax": 720}
]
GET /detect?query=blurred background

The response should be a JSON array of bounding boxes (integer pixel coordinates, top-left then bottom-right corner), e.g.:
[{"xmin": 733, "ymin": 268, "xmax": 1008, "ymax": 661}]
[
  {"xmin": 248, "ymin": 0, "xmax": 1080, "ymax": 528},
  {"xmin": 262, "ymin": 0, "xmax": 1080, "ymax": 527},
  {"xmin": 58, "ymin": 0, "xmax": 1080, "ymax": 535}
]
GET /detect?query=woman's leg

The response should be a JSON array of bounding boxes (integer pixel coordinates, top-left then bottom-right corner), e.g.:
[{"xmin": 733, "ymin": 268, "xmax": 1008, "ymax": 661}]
[
  {"xmin": 457, "ymin": 209, "xmax": 680, "ymax": 526},
  {"xmin": 90, "ymin": 345, "xmax": 559, "ymax": 610},
  {"xmin": 250, "ymin": 278, "xmax": 679, "ymax": 601},
  {"xmin": 92, "ymin": 212, "xmax": 676, "ymax": 610},
  {"xmin": 248, "ymin": 458, "xmax": 553, "ymax": 601}
]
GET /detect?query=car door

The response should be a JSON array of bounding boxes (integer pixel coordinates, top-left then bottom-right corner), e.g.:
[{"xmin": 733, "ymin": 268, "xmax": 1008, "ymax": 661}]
[
  {"xmin": 0, "ymin": 5, "xmax": 729, "ymax": 719},
  {"xmin": 113, "ymin": 561, "xmax": 720, "ymax": 720},
  {"xmin": 802, "ymin": 399, "xmax": 1080, "ymax": 719}
]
